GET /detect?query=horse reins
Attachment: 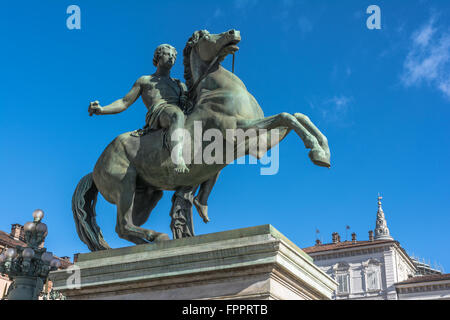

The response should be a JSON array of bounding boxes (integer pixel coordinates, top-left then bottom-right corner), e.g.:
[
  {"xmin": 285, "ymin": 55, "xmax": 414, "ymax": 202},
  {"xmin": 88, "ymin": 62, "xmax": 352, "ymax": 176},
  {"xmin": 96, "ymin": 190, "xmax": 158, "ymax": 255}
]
[
  {"xmin": 187, "ymin": 55, "xmax": 219, "ymax": 100},
  {"xmin": 188, "ymin": 47, "xmax": 236, "ymax": 101},
  {"xmin": 232, "ymin": 53, "xmax": 235, "ymax": 74}
]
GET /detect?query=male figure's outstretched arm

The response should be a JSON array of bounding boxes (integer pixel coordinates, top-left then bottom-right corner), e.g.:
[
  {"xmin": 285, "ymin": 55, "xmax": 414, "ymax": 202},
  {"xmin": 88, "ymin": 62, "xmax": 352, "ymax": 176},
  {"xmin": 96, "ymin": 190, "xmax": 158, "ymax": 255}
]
[{"xmin": 88, "ymin": 77, "xmax": 143, "ymax": 116}]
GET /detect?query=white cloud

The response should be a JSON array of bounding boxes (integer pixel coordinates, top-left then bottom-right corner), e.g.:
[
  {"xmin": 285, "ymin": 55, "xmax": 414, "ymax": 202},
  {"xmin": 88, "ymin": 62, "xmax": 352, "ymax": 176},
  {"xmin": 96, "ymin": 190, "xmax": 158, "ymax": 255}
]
[
  {"xmin": 413, "ymin": 19, "xmax": 436, "ymax": 47},
  {"xmin": 331, "ymin": 65, "xmax": 352, "ymax": 82},
  {"xmin": 321, "ymin": 96, "xmax": 352, "ymax": 123},
  {"xmin": 328, "ymin": 96, "xmax": 351, "ymax": 109},
  {"xmin": 306, "ymin": 95, "xmax": 353, "ymax": 126},
  {"xmin": 274, "ymin": 2, "xmax": 313, "ymax": 35},
  {"xmin": 401, "ymin": 17, "xmax": 450, "ymax": 99},
  {"xmin": 439, "ymin": 80, "xmax": 450, "ymax": 97}
]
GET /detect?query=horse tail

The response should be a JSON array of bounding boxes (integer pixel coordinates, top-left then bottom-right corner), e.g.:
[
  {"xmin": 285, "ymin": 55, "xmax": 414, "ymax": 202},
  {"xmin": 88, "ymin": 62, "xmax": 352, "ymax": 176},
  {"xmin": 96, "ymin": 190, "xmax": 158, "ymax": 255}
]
[{"xmin": 72, "ymin": 173, "xmax": 110, "ymax": 251}]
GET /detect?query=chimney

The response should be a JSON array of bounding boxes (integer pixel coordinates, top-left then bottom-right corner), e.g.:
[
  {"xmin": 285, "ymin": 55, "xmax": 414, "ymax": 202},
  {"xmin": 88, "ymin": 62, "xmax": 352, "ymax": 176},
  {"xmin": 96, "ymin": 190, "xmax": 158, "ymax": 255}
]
[
  {"xmin": 369, "ymin": 230, "xmax": 374, "ymax": 242},
  {"xmin": 10, "ymin": 224, "xmax": 24, "ymax": 241},
  {"xmin": 351, "ymin": 232, "xmax": 357, "ymax": 244},
  {"xmin": 73, "ymin": 253, "xmax": 79, "ymax": 263},
  {"xmin": 332, "ymin": 232, "xmax": 340, "ymax": 243},
  {"xmin": 315, "ymin": 239, "xmax": 322, "ymax": 246}
]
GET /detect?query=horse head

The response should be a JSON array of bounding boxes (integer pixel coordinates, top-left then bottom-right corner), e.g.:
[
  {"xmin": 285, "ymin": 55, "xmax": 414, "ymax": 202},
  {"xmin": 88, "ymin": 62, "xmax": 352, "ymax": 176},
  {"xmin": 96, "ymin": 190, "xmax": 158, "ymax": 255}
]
[
  {"xmin": 195, "ymin": 29, "xmax": 241, "ymax": 62},
  {"xmin": 183, "ymin": 29, "xmax": 241, "ymax": 93}
]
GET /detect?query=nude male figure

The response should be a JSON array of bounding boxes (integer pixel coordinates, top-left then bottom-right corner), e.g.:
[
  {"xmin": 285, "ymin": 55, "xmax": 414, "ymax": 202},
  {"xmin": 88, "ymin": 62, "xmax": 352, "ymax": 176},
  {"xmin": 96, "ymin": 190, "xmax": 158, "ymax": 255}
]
[
  {"xmin": 88, "ymin": 44, "xmax": 216, "ymax": 223},
  {"xmin": 88, "ymin": 44, "xmax": 189, "ymax": 174}
]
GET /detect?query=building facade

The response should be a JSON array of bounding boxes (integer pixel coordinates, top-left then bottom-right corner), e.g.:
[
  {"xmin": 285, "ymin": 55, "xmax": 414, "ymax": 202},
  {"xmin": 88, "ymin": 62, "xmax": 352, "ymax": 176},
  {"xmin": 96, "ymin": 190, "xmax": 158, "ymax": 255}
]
[
  {"xmin": 396, "ymin": 274, "xmax": 450, "ymax": 300},
  {"xmin": 0, "ymin": 224, "xmax": 27, "ymax": 297},
  {"xmin": 302, "ymin": 196, "xmax": 450, "ymax": 300}
]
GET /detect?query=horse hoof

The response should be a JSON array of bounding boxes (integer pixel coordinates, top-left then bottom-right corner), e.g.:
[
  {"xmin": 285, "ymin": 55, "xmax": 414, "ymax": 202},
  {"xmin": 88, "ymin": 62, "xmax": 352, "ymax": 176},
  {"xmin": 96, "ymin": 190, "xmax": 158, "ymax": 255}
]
[
  {"xmin": 154, "ymin": 233, "xmax": 170, "ymax": 242},
  {"xmin": 309, "ymin": 149, "xmax": 331, "ymax": 168}
]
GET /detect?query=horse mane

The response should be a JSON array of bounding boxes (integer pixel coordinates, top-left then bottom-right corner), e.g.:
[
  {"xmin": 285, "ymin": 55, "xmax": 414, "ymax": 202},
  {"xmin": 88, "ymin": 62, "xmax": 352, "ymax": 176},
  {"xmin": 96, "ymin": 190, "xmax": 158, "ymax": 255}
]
[{"xmin": 183, "ymin": 30, "xmax": 210, "ymax": 92}]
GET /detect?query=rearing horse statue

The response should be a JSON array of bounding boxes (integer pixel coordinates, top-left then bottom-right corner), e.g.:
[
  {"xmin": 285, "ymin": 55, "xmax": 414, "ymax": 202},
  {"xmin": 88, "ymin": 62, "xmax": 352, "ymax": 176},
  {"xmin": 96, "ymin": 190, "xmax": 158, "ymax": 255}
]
[{"xmin": 72, "ymin": 29, "xmax": 331, "ymax": 251}]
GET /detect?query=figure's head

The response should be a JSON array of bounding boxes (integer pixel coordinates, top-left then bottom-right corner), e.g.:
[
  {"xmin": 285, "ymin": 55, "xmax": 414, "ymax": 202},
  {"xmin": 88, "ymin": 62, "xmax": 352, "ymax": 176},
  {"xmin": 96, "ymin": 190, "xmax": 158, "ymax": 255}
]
[
  {"xmin": 153, "ymin": 44, "xmax": 177, "ymax": 68},
  {"xmin": 186, "ymin": 29, "xmax": 241, "ymax": 63}
]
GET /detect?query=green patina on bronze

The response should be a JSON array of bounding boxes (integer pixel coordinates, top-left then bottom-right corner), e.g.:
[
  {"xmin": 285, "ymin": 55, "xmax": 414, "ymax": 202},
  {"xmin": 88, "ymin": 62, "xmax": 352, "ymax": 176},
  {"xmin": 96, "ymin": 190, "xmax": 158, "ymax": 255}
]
[{"xmin": 72, "ymin": 29, "xmax": 331, "ymax": 252}]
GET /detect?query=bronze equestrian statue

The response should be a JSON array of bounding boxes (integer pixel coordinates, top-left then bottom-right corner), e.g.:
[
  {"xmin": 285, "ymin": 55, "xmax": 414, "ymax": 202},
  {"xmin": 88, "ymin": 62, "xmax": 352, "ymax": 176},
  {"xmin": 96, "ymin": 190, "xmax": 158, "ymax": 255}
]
[{"xmin": 72, "ymin": 29, "xmax": 331, "ymax": 251}]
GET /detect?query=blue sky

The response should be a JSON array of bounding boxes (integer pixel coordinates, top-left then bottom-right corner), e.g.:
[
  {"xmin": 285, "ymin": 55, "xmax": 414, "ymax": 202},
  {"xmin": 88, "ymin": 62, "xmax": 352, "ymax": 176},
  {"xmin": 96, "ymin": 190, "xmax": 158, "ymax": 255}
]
[{"xmin": 0, "ymin": 1, "xmax": 449, "ymax": 271}]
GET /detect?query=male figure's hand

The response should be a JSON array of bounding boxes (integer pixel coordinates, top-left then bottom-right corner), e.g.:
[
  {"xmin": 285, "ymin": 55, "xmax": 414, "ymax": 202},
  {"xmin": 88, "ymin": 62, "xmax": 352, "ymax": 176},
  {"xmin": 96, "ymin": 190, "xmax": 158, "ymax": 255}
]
[{"xmin": 88, "ymin": 101, "xmax": 103, "ymax": 116}]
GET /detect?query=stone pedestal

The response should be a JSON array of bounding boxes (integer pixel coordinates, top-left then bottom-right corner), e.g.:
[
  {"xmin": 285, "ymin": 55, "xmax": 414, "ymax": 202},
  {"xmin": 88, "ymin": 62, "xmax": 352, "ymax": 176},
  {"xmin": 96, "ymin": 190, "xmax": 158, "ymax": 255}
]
[{"xmin": 50, "ymin": 225, "xmax": 337, "ymax": 300}]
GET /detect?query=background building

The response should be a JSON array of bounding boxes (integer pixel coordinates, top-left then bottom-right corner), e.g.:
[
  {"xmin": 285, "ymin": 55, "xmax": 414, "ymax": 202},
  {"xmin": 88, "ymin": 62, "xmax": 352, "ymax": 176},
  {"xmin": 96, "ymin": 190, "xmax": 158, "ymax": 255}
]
[
  {"xmin": 0, "ymin": 224, "xmax": 27, "ymax": 297},
  {"xmin": 3, "ymin": 197, "xmax": 448, "ymax": 300},
  {"xmin": 302, "ymin": 196, "xmax": 450, "ymax": 300},
  {"xmin": 395, "ymin": 274, "xmax": 450, "ymax": 300}
]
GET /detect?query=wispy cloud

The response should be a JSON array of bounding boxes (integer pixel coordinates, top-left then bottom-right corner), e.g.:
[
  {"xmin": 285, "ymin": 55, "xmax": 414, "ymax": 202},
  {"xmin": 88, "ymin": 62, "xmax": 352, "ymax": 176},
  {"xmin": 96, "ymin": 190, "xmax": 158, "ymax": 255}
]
[
  {"xmin": 274, "ymin": 1, "xmax": 313, "ymax": 36},
  {"xmin": 413, "ymin": 19, "xmax": 436, "ymax": 47},
  {"xmin": 330, "ymin": 64, "xmax": 352, "ymax": 82},
  {"xmin": 308, "ymin": 95, "xmax": 353, "ymax": 125},
  {"xmin": 205, "ymin": 7, "xmax": 224, "ymax": 28},
  {"xmin": 401, "ymin": 17, "xmax": 450, "ymax": 99},
  {"xmin": 326, "ymin": 96, "xmax": 351, "ymax": 110}
]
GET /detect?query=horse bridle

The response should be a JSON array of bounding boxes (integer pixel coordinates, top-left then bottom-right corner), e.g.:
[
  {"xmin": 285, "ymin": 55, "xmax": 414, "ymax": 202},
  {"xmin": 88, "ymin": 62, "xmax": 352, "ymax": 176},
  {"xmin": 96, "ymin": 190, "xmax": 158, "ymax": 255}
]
[
  {"xmin": 187, "ymin": 45, "xmax": 236, "ymax": 101},
  {"xmin": 187, "ymin": 55, "xmax": 219, "ymax": 101}
]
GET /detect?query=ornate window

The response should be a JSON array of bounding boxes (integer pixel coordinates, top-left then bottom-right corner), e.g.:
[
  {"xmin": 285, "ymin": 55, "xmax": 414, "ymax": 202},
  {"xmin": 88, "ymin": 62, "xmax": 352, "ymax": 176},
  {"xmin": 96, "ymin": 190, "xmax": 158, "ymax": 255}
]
[
  {"xmin": 332, "ymin": 262, "xmax": 351, "ymax": 295},
  {"xmin": 337, "ymin": 273, "xmax": 350, "ymax": 294},
  {"xmin": 366, "ymin": 270, "xmax": 378, "ymax": 290},
  {"xmin": 362, "ymin": 259, "xmax": 381, "ymax": 292}
]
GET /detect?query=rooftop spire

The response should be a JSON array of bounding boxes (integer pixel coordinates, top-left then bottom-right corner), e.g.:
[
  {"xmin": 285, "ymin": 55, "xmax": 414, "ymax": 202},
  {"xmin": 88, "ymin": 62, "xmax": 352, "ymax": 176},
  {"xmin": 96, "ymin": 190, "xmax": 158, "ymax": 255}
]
[{"xmin": 374, "ymin": 194, "xmax": 393, "ymax": 240}]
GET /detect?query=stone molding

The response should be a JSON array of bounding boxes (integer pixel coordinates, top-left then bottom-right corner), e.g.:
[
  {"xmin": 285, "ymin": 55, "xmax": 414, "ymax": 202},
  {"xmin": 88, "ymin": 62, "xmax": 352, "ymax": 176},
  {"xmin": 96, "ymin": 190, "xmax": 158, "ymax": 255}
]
[{"xmin": 50, "ymin": 225, "xmax": 337, "ymax": 300}]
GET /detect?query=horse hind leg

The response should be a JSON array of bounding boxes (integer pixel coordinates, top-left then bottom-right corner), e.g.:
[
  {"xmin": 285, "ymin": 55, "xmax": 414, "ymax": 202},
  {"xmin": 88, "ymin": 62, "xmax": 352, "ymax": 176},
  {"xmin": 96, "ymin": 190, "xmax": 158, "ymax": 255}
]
[
  {"xmin": 134, "ymin": 189, "xmax": 171, "ymax": 242},
  {"xmin": 115, "ymin": 171, "xmax": 169, "ymax": 245}
]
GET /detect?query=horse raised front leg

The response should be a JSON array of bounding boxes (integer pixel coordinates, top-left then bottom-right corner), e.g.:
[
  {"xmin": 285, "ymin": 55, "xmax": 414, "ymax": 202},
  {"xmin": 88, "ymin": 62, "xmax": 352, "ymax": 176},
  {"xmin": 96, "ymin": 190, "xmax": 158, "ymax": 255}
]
[
  {"xmin": 293, "ymin": 113, "xmax": 330, "ymax": 161},
  {"xmin": 236, "ymin": 113, "xmax": 330, "ymax": 167}
]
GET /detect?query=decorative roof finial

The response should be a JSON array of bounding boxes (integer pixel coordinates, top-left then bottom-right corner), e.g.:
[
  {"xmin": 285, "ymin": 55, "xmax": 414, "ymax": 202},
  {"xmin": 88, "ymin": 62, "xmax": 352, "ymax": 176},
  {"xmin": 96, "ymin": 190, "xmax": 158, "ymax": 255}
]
[{"xmin": 374, "ymin": 193, "xmax": 393, "ymax": 240}]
